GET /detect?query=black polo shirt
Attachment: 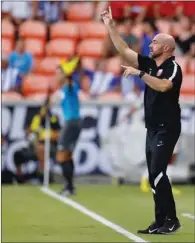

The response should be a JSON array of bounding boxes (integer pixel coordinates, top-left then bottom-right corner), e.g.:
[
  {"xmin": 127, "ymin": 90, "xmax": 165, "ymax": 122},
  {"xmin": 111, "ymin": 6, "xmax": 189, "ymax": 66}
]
[{"xmin": 138, "ymin": 54, "xmax": 182, "ymax": 130}]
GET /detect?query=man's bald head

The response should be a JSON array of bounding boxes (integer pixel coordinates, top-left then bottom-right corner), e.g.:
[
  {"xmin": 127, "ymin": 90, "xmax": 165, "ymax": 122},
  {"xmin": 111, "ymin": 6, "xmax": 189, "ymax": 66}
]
[
  {"xmin": 149, "ymin": 33, "xmax": 176, "ymax": 59},
  {"xmin": 154, "ymin": 33, "xmax": 176, "ymax": 51}
]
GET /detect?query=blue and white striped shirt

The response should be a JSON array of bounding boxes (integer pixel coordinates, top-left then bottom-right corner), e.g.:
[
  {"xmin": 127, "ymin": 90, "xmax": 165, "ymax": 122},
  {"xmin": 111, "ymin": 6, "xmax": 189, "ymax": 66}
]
[{"xmin": 1, "ymin": 67, "xmax": 21, "ymax": 92}]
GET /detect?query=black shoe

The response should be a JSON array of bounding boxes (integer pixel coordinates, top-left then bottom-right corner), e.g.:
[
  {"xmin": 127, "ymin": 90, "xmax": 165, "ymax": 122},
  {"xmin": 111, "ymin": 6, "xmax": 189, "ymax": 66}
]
[
  {"xmin": 157, "ymin": 218, "xmax": 181, "ymax": 235},
  {"xmin": 59, "ymin": 185, "xmax": 76, "ymax": 196},
  {"xmin": 137, "ymin": 221, "xmax": 160, "ymax": 234}
]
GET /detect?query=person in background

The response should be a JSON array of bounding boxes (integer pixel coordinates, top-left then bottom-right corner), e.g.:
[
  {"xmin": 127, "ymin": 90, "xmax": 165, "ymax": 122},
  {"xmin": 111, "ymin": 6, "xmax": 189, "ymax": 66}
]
[
  {"xmin": 9, "ymin": 39, "xmax": 33, "ymax": 77},
  {"xmin": 14, "ymin": 95, "xmax": 61, "ymax": 184},
  {"xmin": 153, "ymin": 1, "xmax": 183, "ymax": 20},
  {"xmin": 72, "ymin": 58, "xmax": 122, "ymax": 98},
  {"xmin": 188, "ymin": 42, "xmax": 195, "ymax": 58},
  {"xmin": 126, "ymin": 1, "xmax": 153, "ymax": 24},
  {"xmin": 102, "ymin": 18, "xmax": 140, "ymax": 59},
  {"xmin": 97, "ymin": 1, "xmax": 151, "ymax": 24},
  {"xmin": 78, "ymin": 71, "xmax": 93, "ymax": 100},
  {"xmin": 88, "ymin": 60, "xmax": 122, "ymax": 97},
  {"xmin": 175, "ymin": 17, "xmax": 195, "ymax": 56},
  {"xmin": 1, "ymin": 54, "xmax": 22, "ymax": 93},
  {"xmin": 1, "ymin": 1, "xmax": 33, "ymax": 25},
  {"xmin": 179, "ymin": 1, "xmax": 195, "ymax": 19},
  {"xmin": 55, "ymin": 57, "xmax": 82, "ymax": 196},
  {"xmin": 33, "ymin": 1, "xmax": 68, "ymax": 23},
  {"xmin": 141, "ymin": 18, "xmax": 159, "ymax": 56}
]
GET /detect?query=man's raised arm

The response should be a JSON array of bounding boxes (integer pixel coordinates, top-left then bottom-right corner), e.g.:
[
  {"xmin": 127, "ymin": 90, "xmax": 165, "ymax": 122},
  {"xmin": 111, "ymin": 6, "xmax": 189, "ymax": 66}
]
[{"xmin": 101, "ymin": 6, "xmax": 139, "ymax": 68}]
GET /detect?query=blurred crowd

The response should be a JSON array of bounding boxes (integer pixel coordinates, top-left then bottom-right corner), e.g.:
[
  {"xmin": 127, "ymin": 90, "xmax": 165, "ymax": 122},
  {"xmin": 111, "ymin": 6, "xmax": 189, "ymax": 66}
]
[{"xmin": 1, "ymin": 1, "xmax": 195, "ymax": 102}]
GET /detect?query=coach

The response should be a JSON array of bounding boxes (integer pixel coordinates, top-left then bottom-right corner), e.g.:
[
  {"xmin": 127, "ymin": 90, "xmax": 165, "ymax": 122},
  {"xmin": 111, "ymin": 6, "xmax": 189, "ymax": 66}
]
[{"xmin": 101, "ymin": 7, "xmax": 182, "ymax": 235}]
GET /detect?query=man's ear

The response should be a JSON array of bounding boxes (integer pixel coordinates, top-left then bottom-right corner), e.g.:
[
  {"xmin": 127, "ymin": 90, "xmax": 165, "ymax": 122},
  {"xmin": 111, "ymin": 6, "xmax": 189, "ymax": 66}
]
[{"xmin": 164, "ymin": 45, "xmax": 169, "ymax": 52}]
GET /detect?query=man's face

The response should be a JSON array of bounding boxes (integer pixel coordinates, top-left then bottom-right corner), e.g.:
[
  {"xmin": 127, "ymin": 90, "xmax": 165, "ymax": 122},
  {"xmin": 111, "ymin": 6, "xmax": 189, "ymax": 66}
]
[
  {"xmin": 16, "ymin": 40, "xmax": 25, "ymax": 53},
  {"xmin": 149, "ymin": 37, "xmax": 165, "ymax": 59}
]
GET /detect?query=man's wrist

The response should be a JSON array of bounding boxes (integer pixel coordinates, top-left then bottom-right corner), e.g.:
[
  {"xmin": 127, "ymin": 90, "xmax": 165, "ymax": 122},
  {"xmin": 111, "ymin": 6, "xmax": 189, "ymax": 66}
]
[
  {"xmin": 109, "ymin": 19, "xmax": 116, "ymax": 29},
  {"xmin": 139, "ymin": 70, "xmax": 146, "ymax": 78}
]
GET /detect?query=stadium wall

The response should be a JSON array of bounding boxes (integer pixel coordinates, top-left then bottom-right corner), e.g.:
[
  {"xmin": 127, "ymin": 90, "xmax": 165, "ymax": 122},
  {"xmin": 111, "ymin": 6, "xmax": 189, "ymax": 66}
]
[{"xmin": 2, "ymin": 101, "xmax": 195, "ymax": 184}]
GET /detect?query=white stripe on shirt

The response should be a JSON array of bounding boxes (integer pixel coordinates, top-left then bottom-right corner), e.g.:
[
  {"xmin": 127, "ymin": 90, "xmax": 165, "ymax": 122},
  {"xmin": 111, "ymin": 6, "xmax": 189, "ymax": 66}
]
[
  {"xmin": 168, "ymin": 61, "xmax": 178, "ymax": 81},
  {"xmin": 2, "ymin": 68, "xmax": 19, "ymax": 92},
  {"xmin": 90, "ymin": 71, "xmax": 114, "ymax": 95}
]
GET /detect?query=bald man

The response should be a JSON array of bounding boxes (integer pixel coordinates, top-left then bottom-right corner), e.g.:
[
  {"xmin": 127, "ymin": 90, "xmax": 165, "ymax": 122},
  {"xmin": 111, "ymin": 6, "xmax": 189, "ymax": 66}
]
[{"xmin": 101, "ymin": 7, "xmax": 182, "ymax": 235}]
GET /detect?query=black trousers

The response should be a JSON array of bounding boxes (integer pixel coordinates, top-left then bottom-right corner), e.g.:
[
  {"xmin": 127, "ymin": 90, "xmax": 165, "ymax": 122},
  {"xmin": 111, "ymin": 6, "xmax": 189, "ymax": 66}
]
[{"xmin": 146, "ymin": 125, "xmax": 181, "ymax": 226}]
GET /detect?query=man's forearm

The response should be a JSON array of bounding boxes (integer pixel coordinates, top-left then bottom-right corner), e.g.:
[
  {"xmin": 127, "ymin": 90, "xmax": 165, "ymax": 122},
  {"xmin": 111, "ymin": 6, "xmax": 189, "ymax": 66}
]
[
  {"xmin": 142, "ymin": 73, "xmax": 173, "ymax": 92},
  {"xmin": 107, "ymin": 23, "xmax": 138, "ymax": 67},
  {"xmin": 101, "ymin": 7, "xmax": 138, "ymax": 67}
]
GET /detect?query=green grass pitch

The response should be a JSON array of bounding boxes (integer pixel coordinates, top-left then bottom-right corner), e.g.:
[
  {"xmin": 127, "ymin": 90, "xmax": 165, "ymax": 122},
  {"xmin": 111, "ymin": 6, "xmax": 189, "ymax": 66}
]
[{"xmin": 2, "ymin": 184, "xmax": 195, "ymax": 242}]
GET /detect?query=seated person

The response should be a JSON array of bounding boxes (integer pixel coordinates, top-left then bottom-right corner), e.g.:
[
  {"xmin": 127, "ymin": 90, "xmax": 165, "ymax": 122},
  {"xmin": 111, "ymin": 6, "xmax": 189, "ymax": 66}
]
[
  {"xmin": 14, "ymin": 101, "xmax": 60, "ymax": 183},
  {"xmin": 33, "ymin": 1, "xmax": 67, "ymax": 23},
  {"xmin": 9, "ymin": 39, "xmax": 33, "ymax": 77},
  {"xmin": 1, "ymin": 54, "xmax": 22, "ymax": 93}
]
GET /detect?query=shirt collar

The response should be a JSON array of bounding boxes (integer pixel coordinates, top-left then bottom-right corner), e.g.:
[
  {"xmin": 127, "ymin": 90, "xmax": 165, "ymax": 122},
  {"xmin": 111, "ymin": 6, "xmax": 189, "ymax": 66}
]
[{"xmin": 157, "ymin": 56, "xmax": 175, "ymax": 69}]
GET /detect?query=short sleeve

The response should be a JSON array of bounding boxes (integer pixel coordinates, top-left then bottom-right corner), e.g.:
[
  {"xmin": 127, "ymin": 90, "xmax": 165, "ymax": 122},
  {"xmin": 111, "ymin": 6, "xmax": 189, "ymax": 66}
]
[
  {"xmin": 8, "ymin": 52, "xmax": 15, "ymax": 68},
  {"xmin": 138, "ymin": 54, "xmax": 153, "ymax": 72},
  {"xmin": 163, "ymin": 61, "xmax": 182, "ymax": 89}
]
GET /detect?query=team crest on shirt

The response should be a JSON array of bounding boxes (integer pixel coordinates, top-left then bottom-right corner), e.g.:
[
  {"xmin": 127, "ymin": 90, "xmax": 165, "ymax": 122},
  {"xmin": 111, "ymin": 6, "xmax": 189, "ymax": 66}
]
[{"xmin": 157, "ymin": 69, "xmax": 163, "ymax": 76}]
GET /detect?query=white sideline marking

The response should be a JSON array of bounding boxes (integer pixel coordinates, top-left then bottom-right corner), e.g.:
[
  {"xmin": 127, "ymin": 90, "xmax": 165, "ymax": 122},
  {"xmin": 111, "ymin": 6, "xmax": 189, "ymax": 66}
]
[
  {"xmin": 40, "ymin": 187, "xmax": 148, "ymax": 243},
  {"xmin": 182, "ymin": 213, "xmax": 195, "ymax": 220}
]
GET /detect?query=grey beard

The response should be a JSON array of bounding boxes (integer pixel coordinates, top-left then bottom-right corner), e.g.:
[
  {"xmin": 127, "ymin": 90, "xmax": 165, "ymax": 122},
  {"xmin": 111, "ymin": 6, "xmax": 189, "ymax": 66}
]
[{"xmin": 150, "ymin": 52, "xmax": 162, "ymax": 59}]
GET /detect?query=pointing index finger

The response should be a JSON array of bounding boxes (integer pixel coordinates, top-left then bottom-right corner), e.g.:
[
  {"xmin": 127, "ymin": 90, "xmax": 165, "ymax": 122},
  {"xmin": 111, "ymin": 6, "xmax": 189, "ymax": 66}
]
[
  {"xmin": 108, "ymin": 6, "xmax": 112, "ymax": 19},
  {"xmin": 121, "ymin": 65, "xmax": 129, "ymax": 69}
]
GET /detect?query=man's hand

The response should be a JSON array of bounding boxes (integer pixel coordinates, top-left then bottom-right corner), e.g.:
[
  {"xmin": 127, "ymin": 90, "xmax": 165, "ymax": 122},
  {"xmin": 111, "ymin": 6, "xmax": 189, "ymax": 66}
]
[
  {"xmin": 101, "ymin": 6, "xmax": 113, "ymax": 27},
  {"xmin": 121, "ymin": 65, "xmax": 141, "ymax": 77}
]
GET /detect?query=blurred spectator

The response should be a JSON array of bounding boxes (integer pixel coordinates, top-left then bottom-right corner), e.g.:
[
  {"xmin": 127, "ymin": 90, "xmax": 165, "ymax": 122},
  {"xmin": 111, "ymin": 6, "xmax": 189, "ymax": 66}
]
[
  {"xmin": 153, "ymin": 1, "xmax": 183, "ymax": 20},
  {"xmin": 179, "ymin": 2, "xmax": 195, "ymax": 19},
  {"xmin": 122, "ymin": 82, "xmax": 144, "ymax": 122},
  {"xmin": 1, "ymin": 55, "xmax": 22, "ymax": 93},
  {"xmin": 127, "ymin": 1, "xmax": 153, "ymax": 24},
  {"xmin": 120, "ymin": 19, "xmax": 140, "ymax": 53},
  {"xmin": 79, "ymin": 72, "xmax": 93, "ymax": 100},
  {"xmin": 96, "ymin": 1, "xmax": 151, "ymax": 23},
  {"xmin": 14, "ymin": 102, "xmax": 60, "ymax": 183},
  {"xmin": 87, "ymin": 60, "xmax": 121, "ymax": 96},
  {"xmin": 102, "ymin": 18, "xmax": 140, "ymax": 59},
  {"xmin": 2, "ymin": 1, "xmax": 33, "ymax": 24},
  {"xmin": 90, "ymin": 70, "xmax": 120, "ymax": 97},
  {"xmin": 175, "ymin": 17, "xmax": 195, "ymax": 56},
  {"xmin": 121, "ymin": 69, "xmax": 145, "ymax": 97},
  {"xmin": 59, "ymin": 58, "xmax": 122, "ymax": 99},
  {"xmin": 32, "ymin": 1, "xmax": 68, "ymax": 23},
  {"xmin": 102, "ymin": 1, "xmax": 152, "ymax": 23},
  {"xmin": 9, "ymin": 39, "xmax": 33, "ymax": 76},
  {"xmin": 189, "ymin": 42, "xmax": 195, "ymax": 58},
  {"xmin": 98, "ymin": 80, "xmax": 123, "ymax": 101},
  {"xmin": 141, "ymin": 18, "xmax": 159, "ymax": 56}
]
